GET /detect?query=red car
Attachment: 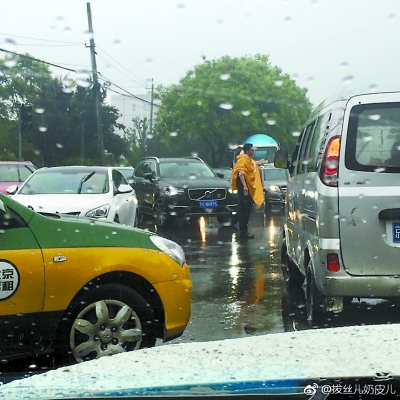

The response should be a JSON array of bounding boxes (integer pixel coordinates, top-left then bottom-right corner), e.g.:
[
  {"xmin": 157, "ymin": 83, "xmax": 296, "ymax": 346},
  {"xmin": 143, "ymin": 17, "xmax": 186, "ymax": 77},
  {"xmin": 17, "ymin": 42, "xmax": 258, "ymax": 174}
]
[{"xmin": 0, "ymin": 161, "xmax": 37, "ymax": 194}]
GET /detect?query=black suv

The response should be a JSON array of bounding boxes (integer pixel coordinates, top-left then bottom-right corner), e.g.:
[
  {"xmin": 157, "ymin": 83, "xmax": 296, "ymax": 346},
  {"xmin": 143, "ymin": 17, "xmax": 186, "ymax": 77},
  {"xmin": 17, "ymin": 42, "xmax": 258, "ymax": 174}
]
[{"xmin": 132, "ymin": 157, "xmax": 239, "ymax": 228}]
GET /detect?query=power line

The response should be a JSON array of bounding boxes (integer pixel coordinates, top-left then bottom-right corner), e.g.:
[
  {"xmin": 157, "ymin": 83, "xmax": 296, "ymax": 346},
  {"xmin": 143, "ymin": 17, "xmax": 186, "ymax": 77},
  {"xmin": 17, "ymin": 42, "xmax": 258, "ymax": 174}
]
[
  {"xmin": 95, "ymin": 51, "xmax": 146, "ymax": 89},
  {"xmin": 0, "ymin": 44, "xmax": 160, "ymax": 108},
  {"xmin": 100, "ymin": 73, "xmax": 160, "ymax": 107},
  {"xmin": 0, "ymin": 47, "xmax": 76, "ymax": 72},
  {"xmin": 96, "ymin": 44, "xmax": 147, "ymax": 86},
  {"xmin": 0, "ymin": 32, "xmax": 84, "ymax": 45}
]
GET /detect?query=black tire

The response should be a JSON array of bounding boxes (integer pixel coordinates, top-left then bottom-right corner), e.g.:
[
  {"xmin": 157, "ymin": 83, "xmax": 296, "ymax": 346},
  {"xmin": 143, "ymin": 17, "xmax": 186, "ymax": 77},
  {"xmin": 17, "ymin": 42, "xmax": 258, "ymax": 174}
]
[
  {"xmin": 305, "ymin": 260, "xmax": 325, "ymax": 327},
  {"xmin": 281, "ymin": 238, "xmax": 304, "ymax": 286},
  {"xmin": 216, "ymin": 213, "xmax": 239, "ymax": 227},
  {"xmin": 56, "ymin": 284, "xmax": 156, "ymax": 364},
  {"xmin": 134, "ymin": 209, "xmax": 139, "ymax": 227},
  {"xmin": 114, "ymin": 214, "xmax": 120, "ymax": 223},
  {"xmin": 153, "ymin": 199, "xmax": 171, "ymax": 228}
]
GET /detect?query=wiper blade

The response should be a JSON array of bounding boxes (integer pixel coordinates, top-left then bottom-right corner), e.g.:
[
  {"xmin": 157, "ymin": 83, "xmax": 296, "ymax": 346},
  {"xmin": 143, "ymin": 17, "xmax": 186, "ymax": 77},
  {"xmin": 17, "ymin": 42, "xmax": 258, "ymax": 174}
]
[{"xmin": 77, "ymin": 171, "xmax": 95, "ymax": 194}]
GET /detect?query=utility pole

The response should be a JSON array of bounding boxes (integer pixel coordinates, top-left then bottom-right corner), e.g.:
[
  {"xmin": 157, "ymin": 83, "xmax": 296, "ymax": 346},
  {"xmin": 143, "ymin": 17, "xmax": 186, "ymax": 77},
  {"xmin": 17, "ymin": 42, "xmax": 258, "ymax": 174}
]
[
  {"xmin": 149, "ymin": 79, "xmax": 154, "ymax": 136},
  {"xmin": 86, "ymin": 2, "xmax": 104, "ymax": 165}
]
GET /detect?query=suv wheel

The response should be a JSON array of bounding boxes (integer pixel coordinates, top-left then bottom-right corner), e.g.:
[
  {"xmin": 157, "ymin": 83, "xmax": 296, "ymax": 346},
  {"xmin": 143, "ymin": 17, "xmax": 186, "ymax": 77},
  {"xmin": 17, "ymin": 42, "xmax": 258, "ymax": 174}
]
[
  {"xmin": 216, "ymin": 214, "xmax": 239, "ymax": 226},
  {"xmin": 153, "ymin": 199, "xmax": 171, "ymax": 228}
]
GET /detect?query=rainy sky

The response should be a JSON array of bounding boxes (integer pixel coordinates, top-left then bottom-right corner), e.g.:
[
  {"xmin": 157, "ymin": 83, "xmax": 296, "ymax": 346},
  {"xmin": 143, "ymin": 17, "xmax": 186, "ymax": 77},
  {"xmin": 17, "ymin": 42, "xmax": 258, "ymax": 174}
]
[{"xmin": 1, "ymin": 0, "xmax": 399, "ymax": 107}]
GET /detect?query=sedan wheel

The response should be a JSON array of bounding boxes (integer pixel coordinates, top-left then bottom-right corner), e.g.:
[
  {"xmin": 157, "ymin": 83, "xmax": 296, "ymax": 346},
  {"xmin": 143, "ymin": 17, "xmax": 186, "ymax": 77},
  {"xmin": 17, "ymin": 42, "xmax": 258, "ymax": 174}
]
[{"xmin": 58, "ymin": 284, "xmax": 156, "ymax": 363}]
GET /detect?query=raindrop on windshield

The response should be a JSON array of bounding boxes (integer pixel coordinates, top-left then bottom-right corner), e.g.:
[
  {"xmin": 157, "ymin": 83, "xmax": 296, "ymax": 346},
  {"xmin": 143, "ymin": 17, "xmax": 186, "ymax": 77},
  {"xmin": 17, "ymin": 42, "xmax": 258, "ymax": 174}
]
[{"xmin": 220, "ymin": 103, "xmax": 233, "ymax": 110}]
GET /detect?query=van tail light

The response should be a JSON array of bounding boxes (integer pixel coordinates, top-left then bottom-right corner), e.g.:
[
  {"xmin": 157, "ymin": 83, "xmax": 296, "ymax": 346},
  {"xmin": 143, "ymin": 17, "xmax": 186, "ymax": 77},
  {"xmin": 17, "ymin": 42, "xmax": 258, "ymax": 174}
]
[
  {"xmin": 320, "ymin": 136, "xmax": 340, "ymax": 187},
  {"xmin": 327, "ymin": 253, "xmax": 340, "ymax": 272}
]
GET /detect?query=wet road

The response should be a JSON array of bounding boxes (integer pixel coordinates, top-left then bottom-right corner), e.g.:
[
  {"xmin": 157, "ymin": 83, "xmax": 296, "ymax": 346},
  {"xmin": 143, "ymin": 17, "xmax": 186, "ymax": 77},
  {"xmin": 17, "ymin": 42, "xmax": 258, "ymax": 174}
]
[
  {"xmin": 148, "ymin": 210, "xmax": 287, "ymax": 344},
  {"xmin": 145, "ymin": 210, "xmax": 400, "ymax": 343}
]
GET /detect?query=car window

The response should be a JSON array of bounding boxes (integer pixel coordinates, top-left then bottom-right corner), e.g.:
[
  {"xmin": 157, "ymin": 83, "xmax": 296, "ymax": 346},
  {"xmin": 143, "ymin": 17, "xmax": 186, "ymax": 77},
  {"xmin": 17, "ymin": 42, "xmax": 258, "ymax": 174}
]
[
  {"xmin": 0, "ymin": 201, "xmax": 26, "ymax": 230},
  {"xmin": 0, "ymin": 165, "xmax": 19, "ymax": 182},
  {"xmin": 346, "ymin": 103, "xmax": 400, "ymax": 170},
  {"xmin": 20, "ymin": 170, "xmax": 108, "ymax": 194},
  {"xmin": 160, "ymin": 162, "xmax": 214, "ymax": 178},
  {"xmin": 112, "ymin": 169, "xmax": 128, "ymax": 189},
  {"xmin": 134, "ymin": 161, "xmax": 152, "ymax": 177},
  {"xmin": 262, "ymin": 168, "xmax": 288, "ymax": 181}
]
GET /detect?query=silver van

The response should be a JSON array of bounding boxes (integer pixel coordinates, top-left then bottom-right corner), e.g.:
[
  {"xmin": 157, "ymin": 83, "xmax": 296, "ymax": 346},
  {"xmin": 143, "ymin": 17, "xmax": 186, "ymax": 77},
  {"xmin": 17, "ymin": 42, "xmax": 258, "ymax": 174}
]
[{"xmin": 275, "ymin": 90, "xmax": 400, "ymax": 325}]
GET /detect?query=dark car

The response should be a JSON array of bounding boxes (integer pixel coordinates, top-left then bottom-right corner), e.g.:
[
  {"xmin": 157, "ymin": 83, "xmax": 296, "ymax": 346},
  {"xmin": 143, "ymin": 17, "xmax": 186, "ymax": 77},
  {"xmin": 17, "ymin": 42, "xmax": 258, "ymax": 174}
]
[
  {"xmin": 260, "ymin": 166, "xmax": 289, "ymax": 213},
  {"xmin": 132, "ymin": 156, "xmax": 239, "ymax": 228},
  {"xmin": 0, "ymin": 161, "xmax": 37, "ymax": 194},
  {"xmin": 212, "ymin": 167, "xmax": 232, "ymax": 181}
]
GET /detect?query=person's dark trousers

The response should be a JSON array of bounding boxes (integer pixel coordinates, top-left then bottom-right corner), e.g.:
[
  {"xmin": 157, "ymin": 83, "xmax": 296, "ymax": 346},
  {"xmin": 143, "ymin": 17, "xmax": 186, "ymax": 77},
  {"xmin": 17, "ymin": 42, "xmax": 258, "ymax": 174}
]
[{"xmin": 238, "ymin": 193, "xmax": 253, "ymax": 233}]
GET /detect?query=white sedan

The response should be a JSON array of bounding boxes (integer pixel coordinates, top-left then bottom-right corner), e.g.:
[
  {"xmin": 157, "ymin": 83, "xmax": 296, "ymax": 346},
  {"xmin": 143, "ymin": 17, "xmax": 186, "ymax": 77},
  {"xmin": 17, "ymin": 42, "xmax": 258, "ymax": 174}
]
[{"xmin": 7, "ymin": 166, "xmax": 138, "ymax": 227}]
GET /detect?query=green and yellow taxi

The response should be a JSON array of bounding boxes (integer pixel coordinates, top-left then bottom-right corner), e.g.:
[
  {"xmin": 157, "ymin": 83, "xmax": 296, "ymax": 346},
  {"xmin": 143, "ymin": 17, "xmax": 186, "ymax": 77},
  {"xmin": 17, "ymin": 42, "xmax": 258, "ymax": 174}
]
[{"xmin": 0, "ymin": 193, "xmax": 191, "ymax": 364}]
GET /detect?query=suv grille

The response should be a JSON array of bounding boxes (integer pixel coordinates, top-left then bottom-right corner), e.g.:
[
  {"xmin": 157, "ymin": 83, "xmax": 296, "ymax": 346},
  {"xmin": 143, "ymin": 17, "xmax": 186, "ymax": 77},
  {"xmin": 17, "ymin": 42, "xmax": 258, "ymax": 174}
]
[{"xmin": 188, "ymin": 188, "xmax": 227, "ymax": 201}]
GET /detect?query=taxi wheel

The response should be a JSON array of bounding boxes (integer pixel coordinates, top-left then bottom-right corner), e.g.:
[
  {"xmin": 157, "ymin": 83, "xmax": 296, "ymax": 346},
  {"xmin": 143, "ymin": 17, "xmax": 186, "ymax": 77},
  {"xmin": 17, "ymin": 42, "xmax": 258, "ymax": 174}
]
[{"xmin": 57, "ymin": 284, "xmax": 156, "ymax": 364}]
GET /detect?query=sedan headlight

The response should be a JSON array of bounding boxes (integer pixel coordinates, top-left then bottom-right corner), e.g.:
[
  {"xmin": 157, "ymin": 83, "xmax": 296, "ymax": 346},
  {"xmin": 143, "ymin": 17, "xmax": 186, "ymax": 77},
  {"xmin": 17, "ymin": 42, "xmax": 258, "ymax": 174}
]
[
  {"xmin": 86, "ymin": 204, "xmax": 111, "ymax": 218},
  {"xmin": 164, "ymin": 186, "xmax": 184, "ymax": 196},
  {"xmin": 150, "ymin": 235, "xmax": 186, "ymax": 266}
]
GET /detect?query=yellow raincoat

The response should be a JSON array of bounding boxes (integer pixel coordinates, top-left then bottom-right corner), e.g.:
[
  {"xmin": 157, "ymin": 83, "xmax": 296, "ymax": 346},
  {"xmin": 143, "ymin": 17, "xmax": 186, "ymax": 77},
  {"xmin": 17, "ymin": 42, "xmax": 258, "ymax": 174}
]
[{"xmin": 231, "ymin": 153, "xmax": 264, "ymax": 207}]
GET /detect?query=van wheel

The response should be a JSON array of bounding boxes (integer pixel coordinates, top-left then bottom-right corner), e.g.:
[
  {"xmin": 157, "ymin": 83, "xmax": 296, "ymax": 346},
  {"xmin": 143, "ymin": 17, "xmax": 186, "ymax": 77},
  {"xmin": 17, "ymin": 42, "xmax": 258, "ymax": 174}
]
[
  {"xmin": 305, "ymin": 260, "xmax": 325, "ymax": 327},
  {"xmin": 281, "ymin": 238, "xmax": 304, "ymax": 286}
]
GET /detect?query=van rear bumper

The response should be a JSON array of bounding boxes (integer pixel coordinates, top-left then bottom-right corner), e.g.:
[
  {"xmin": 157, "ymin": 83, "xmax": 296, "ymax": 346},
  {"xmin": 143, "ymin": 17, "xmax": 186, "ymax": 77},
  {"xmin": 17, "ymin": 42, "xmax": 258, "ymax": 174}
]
[{"xmin": 324, "ymin": 275, "xmax": 400, "ymax": 298}]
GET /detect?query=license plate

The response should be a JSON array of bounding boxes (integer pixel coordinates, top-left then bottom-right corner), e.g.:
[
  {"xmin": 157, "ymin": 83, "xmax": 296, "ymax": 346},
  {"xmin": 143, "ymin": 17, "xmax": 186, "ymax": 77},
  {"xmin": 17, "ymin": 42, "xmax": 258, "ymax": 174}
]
[
  {"xmin": 393, "ymin": 222, "xmax": 400, "ymax": 243},
  {"xmin": 199, "ymin": 200, "xmax": 218, "ymax": 208}
]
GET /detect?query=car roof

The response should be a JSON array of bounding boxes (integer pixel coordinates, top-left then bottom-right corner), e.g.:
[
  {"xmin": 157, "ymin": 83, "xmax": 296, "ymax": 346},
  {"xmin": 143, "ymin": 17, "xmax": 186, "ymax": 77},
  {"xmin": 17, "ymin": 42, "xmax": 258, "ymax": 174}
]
[
  {"xmin": 0, "ymin": 161, "xmax": 35, "ymax": 165},
  {"xmin": 35, "ymin": 166, "xmax": 111, "ymax": 172},
  {"xmin": 143, "ymin": 157, "xmax": 204, "ymax": 163}
]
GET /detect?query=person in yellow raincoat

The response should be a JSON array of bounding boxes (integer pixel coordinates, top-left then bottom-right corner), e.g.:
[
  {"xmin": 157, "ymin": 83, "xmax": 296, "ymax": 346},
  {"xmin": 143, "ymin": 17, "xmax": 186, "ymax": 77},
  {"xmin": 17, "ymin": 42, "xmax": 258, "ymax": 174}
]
[{"xmin": 231, "ymin": 143, "xmax": 265, "ymax": 239}]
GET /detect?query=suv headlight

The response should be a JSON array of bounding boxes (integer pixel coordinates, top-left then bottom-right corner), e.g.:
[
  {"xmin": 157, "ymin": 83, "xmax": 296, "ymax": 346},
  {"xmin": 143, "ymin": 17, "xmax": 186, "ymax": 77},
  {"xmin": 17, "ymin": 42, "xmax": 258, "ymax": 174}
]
[
  {"xmin": 229, "ymin": 188, "xmax": 238, "ymax": 194},
  {"xmin": 86, "ymin": 204, "xmax": 110, "ymax": 218},
  {"xmin": 150, "ymin": 235, "xmax": 186, "ymax": 266},
  {"xmin": 164, "ymin": 186, "xmax": 184, "ymax": 196}
]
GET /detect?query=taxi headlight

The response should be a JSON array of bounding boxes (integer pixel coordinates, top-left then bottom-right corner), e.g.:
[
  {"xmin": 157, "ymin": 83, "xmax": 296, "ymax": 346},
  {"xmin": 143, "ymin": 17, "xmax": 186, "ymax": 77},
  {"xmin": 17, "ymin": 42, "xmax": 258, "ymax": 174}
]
[{"xmin": 150, "ymin": 235, "xmax": 186, "ymax": 266}]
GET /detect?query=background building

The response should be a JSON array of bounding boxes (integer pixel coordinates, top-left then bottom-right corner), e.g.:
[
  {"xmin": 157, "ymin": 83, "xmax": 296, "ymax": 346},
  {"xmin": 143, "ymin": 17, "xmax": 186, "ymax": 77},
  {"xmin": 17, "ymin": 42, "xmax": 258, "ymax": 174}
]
[{"xmin": 110, "ymin": 93, "xmax": 158, "ymax": 136}]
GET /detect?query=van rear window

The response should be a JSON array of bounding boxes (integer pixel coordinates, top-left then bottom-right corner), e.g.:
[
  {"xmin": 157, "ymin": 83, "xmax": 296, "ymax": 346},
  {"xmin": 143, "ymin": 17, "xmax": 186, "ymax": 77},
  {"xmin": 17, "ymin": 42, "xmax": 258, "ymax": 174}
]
[{"xmin": 345, "ymin": 103, "xmax": 400, "ymax": 172}]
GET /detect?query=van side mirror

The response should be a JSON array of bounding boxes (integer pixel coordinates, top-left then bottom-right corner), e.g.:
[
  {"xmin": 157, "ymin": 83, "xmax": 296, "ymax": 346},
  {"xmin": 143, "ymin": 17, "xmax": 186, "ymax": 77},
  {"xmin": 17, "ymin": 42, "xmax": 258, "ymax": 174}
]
[{"xmin": 274, "ymin": 150, "xmax": 289, "ymax": 169}]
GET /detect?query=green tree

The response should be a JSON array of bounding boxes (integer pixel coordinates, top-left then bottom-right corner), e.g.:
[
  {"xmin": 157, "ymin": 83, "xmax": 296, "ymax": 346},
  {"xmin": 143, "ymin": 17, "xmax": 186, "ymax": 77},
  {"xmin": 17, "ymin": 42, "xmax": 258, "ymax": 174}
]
[
  {"xmin": 0, "ymin": 54, "xmax": 130, "ymax": 166},
  {"xmin": 155, "ymin": 54, "xmax": 312, "ymax": 166}
]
